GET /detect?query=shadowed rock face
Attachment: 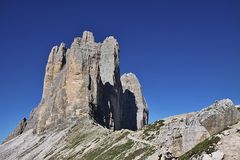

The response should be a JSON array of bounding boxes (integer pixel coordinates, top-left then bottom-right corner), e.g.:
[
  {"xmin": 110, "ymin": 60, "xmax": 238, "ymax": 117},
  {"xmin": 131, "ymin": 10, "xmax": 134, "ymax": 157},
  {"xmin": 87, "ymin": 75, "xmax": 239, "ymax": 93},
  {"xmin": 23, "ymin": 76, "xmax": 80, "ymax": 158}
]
[
  {"xmin": 121, "ymin": 73, "xmax": 149, "ymax": 130},
  {"xmin": 4, "ymin": 31, "xmax": 149, "ymax": 142}
]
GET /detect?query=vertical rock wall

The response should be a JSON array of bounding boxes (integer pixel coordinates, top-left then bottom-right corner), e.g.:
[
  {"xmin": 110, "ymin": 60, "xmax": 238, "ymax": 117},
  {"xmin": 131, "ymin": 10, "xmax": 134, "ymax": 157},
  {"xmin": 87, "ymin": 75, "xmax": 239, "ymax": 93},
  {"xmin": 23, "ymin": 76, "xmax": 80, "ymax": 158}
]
[{"xmin": 121, "ymin": 73, "xmax": 149, "ymax": 130}]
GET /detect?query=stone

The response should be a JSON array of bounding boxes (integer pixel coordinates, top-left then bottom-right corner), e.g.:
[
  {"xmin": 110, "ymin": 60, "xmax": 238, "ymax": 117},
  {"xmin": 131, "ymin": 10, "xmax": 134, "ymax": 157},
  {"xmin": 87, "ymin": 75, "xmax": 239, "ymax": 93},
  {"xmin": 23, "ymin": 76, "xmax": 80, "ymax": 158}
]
[
  {"xmin": 211, "ymin": 150, "xmax": 224, "ymax": 160},
  {"xmin": 202, "ymin": 154, "xmax": 212, "ymax": 160},
  {"xmin": 197, "ymin": 99, "xmax": 240, "ymax": 135},
  {"xmin": 159, "ymin": 152, "xmax": 176, "ymax": 160},
  {"xmin": 222, "ymin": 130, "xmax": 230, "ymax": 136},
  {"xmin": 2, "ymin": 118, "xmax": 27, "ymax": 143},
  {"xmin": 218, "ymin": 121, "xmax": 240, "ymax": 159},
  {"xmin": 121, "ymin": 73, "xmax": 149, "ymax": 130},
  {"xmin": 150, "ymin": 99, "xmax": 240, "ymax": 157}
]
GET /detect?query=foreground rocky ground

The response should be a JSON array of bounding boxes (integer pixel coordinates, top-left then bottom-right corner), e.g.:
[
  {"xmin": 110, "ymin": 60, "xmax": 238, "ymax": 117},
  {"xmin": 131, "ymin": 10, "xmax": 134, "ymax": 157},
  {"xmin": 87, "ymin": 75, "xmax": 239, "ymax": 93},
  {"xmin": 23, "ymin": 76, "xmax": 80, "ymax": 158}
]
[{"xmin": 1, "ymin": 99, "xmax": 239, "ymax": 160}]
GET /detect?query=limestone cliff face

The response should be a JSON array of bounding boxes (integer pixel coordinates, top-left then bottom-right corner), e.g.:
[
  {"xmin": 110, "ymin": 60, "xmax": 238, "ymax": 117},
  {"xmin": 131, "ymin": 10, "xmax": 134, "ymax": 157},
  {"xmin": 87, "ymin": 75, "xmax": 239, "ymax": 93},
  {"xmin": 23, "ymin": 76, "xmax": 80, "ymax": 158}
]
[
  {"xmin": 7, "ymin": 31, "xmax": 148, "ymax": 138},
  {"xmin": 140, "ymin": 99, "xmax": 240, "ymax": 158},
  {"xmin": 121, "ymin": 73, "xmax": 148, "ymax": 130}
]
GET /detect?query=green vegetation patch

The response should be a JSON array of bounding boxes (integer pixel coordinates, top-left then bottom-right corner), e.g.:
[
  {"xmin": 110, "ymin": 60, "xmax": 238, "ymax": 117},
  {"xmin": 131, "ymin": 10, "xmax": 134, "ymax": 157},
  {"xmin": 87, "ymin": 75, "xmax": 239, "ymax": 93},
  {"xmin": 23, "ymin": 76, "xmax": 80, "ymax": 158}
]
[
  {"xmin": 66, "ymin": 133, "xmax": 88, "ymax": 148},
  {"xmin": 178, "ymin": 136, "xmax": 221, "ymax": 160},
  {"xmin": 82, "ymin": 141, "xmax": 114, "ymax": 160},
  {"xmin": 115, "ymin": 131, "xmax": 130, "ymax": 141},
  {"xmin": 82, "ymin": 132, "xmax": 131, "ymax": 160},
  {"xmin": 138, "ymin": 147, "xmax": 156, "ymax": 160},
  {"xmin": 125, "ymin": 146, "xmax": 155, "ymax": 160},
  {"xmin": 96, "ymin": 140, "xmax": 134, "ymax": 160},
  {"xmin": 58, "ymin": 149, "xmax": 85, "ymax": 160}
]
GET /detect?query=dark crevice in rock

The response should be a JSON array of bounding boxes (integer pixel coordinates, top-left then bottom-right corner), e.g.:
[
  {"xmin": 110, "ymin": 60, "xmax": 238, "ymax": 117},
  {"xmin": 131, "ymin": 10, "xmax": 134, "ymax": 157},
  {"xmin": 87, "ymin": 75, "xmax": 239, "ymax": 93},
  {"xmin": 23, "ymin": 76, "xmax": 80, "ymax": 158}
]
[
  {"xmin": 121, "ymin": 89, "xmax": 138, "ymax": 131},
  {"xmin": 143, "ymin": 108, "xmax": 148, "ymax": 126},
  {"xmin": 60, "ymin": 51, "xmax": 66, "ymax": 70},
  {"xmin": 88, "ymin": 75, "xmax": 92, "ymax": 90},
  {"xmin": 94, "ymin": 82, "xmax": 115, "ymax": 130}
]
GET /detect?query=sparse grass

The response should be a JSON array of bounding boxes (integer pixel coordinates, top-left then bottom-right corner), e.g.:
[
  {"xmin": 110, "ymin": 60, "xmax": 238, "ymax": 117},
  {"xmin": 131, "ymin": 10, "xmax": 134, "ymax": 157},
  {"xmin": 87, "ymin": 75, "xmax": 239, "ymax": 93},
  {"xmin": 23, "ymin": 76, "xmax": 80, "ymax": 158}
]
[
  {"xmin": 64, "ymin": 149, "xmax": 85, "ymax": 160},
  {"xmin": 115, "ymin": 131, "xmax": 130, "ymax": 141},
  {"xmin": 82, "ymin": 132, "xmax": 131, "ymax": 160},
  {"xmin": 178, "ymin": 136, "xmax": 221, "ymax": 160},
  {"xmin": 81, "ymin": 139, "xmax": 114, "ymax": 160},
  {"xmin": 82, "ymin": 146, "xmax": 107, "ymax": 160},
  {"xmin": 143, "ymin": 120, "xmax": 165, "ymax": 139},
  {"xmin": 124, "ymin": 148, "xmax": 146, "ymax": 160},
  {"xmin": 124, "ymin": 146, "xmax": 154, "ymax": 160},
  {"xmin": 138, "ymin": 147, "xmax": 156, "ymax": 160},
  {"xmin": 222, "ymin": 126, "xmax": 231, "ymax": 132},
  {"xmin": 96, "ymin": 140, "xmax": 134, "ymax": 160},
  {"xmin": 146, "ymin": 134, "xmax": 156, "ymax": 141},
  {"xmin": 66, "ymin": 133, "xmax": 88, "ymax": 148},
  {"xmin": 83, "ymin": 140, "xmax": 134, "ymax": 160},
  {"xmin": 43, "ymin": 150, "xmax": 55, "ymax": 159}
]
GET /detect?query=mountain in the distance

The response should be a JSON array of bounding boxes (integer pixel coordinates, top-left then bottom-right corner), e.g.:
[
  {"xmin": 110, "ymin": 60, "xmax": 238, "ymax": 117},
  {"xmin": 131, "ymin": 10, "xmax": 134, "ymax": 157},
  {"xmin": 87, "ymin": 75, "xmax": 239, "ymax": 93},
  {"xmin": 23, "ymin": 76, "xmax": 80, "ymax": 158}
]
[{"xmin": 0, "ymin": 31, "xmax": 240, "ymax": 160}]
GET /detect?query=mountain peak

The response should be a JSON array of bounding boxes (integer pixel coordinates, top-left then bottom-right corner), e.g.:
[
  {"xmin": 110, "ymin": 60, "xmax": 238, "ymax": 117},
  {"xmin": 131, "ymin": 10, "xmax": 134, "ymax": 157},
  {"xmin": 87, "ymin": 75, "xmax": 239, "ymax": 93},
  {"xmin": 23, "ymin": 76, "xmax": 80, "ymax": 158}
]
[{"xmin": 4, "ymin": 31, "xmax": 148, "ymax": 141}]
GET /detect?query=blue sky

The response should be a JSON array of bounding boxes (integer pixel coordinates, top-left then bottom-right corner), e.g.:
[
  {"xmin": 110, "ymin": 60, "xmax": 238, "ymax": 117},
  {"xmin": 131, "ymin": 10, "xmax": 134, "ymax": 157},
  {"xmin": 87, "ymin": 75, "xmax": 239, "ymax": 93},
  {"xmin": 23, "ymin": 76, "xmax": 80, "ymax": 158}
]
[{"xmin": 0, "ymin": 0, "xmax": 239, "ymax": 142}]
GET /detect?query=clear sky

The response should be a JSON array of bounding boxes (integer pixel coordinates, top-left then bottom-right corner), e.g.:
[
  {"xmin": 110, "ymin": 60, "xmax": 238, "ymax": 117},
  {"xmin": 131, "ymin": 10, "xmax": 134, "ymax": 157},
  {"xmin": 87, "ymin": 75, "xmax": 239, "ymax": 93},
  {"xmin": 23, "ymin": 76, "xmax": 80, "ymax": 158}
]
[{"xmin": 0, "ymin": 0, "xmax": 239, "ymax": 142}]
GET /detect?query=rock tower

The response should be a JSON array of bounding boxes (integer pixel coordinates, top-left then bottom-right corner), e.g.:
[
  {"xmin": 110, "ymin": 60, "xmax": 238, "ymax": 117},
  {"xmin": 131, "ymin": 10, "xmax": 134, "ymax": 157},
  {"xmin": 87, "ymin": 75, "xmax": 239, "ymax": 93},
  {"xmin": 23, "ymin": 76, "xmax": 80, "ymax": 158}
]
[{"xmin": 5, "ymin": 31, "xmax": 149, "ymax": 141}]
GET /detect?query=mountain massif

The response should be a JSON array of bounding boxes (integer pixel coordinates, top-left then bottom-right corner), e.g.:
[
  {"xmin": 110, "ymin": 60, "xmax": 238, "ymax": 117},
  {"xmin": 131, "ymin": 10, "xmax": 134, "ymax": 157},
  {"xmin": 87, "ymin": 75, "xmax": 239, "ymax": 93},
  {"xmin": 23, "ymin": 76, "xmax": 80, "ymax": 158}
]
[{"xmin": 0, "ymin": 31, "xmax": 240, "ymax": 160}]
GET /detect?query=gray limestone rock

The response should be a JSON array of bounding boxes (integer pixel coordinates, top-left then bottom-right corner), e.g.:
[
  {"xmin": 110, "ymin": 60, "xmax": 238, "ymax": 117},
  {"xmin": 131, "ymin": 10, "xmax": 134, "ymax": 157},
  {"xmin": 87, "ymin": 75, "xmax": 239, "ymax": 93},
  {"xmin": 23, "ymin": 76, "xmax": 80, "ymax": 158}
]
[
  {"xmin": 2, "ymin": 118, "xmax": 27, "ymax": 143},
  {"xmin": 142, "ymin": 99, "xmax": 240, "ymax": 157},
  {"xmin": 197, "ymin": 99, "xmax": 240, "ymax": 135},
  {"xmin": 121, "ymin": 73, "xmax": 149, "ymax": 130}
]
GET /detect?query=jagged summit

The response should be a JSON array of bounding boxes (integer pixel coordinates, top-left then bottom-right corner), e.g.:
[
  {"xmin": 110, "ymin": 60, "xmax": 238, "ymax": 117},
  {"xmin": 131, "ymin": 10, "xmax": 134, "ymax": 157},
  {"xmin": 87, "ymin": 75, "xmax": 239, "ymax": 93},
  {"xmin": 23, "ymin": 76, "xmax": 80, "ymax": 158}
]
[
  {"xmin": 81, "ymin": 31, "xmax": 95, "ymax": 43},
  {"xmin": 3, "ymin": 31, "xmax": 148, "ymax": 142}
]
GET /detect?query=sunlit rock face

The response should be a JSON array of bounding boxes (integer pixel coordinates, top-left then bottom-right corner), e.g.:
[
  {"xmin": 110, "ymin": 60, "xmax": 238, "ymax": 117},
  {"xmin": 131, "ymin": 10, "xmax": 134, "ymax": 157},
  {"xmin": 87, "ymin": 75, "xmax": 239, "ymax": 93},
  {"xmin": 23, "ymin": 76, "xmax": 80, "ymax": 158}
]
[{"xmin": 12, "ymin": 31, "xmax": 148, "ymax": 136}]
